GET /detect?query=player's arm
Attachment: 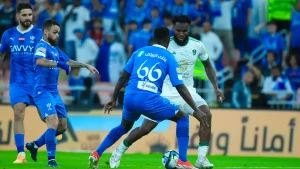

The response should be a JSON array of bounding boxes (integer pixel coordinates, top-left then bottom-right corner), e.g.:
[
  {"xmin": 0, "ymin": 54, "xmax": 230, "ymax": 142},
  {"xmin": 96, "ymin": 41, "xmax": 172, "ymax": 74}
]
[
  {"xmin": 36, "ymin": 58, "xmax": 58, "ymax": 67},
  {"xmin": 66, "ymin": 59, "xmax": 99, "ymax": 75},
  {"xmin": 111, "ymin": 70, "xmax": 130, "ymax": 101},
  {"xmin": 0, "ymin": 31, "xmax": 10, "ymax": 62}
]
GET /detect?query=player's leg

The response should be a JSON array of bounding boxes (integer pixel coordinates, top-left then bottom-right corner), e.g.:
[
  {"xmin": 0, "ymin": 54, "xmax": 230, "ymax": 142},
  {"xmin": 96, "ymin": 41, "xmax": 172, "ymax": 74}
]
[
  {"xmin": 89, "ymin": 109, "xmax": 137, "ymax": 169},
  {"xmin": 10, "ymin": 84, "xmax": 34, "ymax": 163},
  {"xmin": 182, "ymin": 92, "xmax": 214, "ymax": 168},
  {"xmin": 12, "ymin": 103, "xmax": 27, "ymax": 163}
]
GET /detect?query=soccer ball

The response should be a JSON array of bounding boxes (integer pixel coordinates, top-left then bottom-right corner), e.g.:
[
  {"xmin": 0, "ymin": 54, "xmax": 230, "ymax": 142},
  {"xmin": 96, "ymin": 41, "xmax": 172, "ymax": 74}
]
[{"xmin": 162, "ymin": 150, "xmax": 179, "ymax": 169}]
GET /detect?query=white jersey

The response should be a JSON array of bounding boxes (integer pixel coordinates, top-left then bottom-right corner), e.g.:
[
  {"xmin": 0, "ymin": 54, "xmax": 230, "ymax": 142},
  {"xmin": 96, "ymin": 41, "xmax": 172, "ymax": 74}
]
[{"xmin": 161, "ymin": 37, "xmax": 209, "ymax": 97}]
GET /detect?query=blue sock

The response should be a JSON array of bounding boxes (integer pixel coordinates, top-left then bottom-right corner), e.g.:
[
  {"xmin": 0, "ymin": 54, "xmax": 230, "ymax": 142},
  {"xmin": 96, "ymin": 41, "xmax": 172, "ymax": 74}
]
[
  {"xmin": 45, "ymin": 128, "xmax": 56, "ymax": 161},
  {"xmin": 96, "ymin": 125, "xmax": 127, "ymax": 156},
  {"xmin": 35, "ymin": 130, "xmax": 62, "ymax": 148},
  {"xmin": 176, "ymin": 116, "xmax": 189, "ymax": 162},
  {"xmin": 14, "ymin": 134, "xmax": 24, "ymax": 153}
]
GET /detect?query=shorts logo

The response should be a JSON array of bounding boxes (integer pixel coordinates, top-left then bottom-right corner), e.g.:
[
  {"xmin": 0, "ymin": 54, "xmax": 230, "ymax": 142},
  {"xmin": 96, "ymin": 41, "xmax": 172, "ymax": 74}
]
[{"xmin": 47, "ymin": 103, "xmax": 52, "ymax": 111}]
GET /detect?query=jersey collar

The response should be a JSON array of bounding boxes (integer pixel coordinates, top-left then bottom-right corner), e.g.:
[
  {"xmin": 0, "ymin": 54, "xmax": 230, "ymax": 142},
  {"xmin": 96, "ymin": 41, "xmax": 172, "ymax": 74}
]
[
  {"xmin": 16, "ymin": 25, "xmax": 33, "ymax": 34},
  {"xmin": 153, "ymin": 44, "xmax": 166, "ymax": 49}
]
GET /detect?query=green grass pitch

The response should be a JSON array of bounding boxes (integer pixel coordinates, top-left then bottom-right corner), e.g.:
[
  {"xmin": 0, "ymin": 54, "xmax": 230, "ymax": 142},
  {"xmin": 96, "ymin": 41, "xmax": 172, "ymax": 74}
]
[{"xmin": 0, "ymin": 151, "xmax": 300, "ymax": 169}]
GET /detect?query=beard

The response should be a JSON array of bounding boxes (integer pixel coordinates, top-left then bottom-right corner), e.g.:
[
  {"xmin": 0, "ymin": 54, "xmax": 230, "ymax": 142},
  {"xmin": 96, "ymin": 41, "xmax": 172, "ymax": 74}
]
[
  {"xmin": 20, "ymin": 20, "xmax": 32, "ymax": 28},
  {"xmin": 48, "ymin": 37, "xmax": 58, "ymax": 46}
]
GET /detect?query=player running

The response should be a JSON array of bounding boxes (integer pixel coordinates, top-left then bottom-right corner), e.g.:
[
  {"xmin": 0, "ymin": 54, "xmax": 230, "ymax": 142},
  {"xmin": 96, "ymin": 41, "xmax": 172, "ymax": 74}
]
[
  {"xmin": 88, "ymin": 27, "xmax": 209, "ymax": 169},
  {"xmin": 0, "ymin": 3, "xmax": 42, "ymax": 163},
  {"xmin": 24, "ymin": 19, "xmax": 98, "ymax": 167},
  {"xmin": 110, "ymin": 15, "xmax": 225, "ymax": 169}
]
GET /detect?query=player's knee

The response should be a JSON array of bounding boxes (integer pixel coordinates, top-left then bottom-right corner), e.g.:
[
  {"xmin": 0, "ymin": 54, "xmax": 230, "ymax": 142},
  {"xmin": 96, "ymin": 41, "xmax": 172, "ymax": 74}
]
[
  {"xmin": 57, "ymin": 126, "xmax": 67, "ymax": 134},
  {"xmin": 13, "ymin": 108, "xmax": 25, "ymax": 122},
  {"xmin": 46, "ymin": 115, "xmax": 59, "ymax": 129},
  {"xmin": 206, "ymin": 111, "xmax": 212, "ymax": 120}
]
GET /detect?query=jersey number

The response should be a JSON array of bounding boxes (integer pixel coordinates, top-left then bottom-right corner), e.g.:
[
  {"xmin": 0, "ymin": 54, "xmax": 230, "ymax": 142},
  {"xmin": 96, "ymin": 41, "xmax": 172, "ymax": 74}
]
[{"xmin": 137, "ymin": 60, "xmax": 162, "ymax": 82}]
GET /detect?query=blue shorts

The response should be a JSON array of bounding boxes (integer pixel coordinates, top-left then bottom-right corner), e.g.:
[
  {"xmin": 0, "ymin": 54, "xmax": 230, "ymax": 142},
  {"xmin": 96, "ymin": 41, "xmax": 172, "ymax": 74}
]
[
  {"xmin": 34, "ymin": 89, "xmax": 67, "ymax": 119},
  {"xmin": 122, "ymin": 93, "xmax": 179, "ymax": 123},
  {"xmin": 10, "ymin": 83, "xmax": 35, "ymax": 106}
]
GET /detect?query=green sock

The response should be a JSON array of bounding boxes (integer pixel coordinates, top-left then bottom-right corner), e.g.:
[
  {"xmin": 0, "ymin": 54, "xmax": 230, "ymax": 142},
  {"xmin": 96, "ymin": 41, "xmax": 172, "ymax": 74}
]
[
  {"xmin": 199, "ymin": 142, "xmax": 209, "ymax": 147},
  {"xmin": 123, "ymin": 139, "xmax": 131, "ymax": 147}
]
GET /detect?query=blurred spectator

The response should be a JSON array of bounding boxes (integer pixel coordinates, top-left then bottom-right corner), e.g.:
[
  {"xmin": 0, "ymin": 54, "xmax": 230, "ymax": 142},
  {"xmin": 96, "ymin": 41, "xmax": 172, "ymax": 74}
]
[
  {"xmin": 213, "ymin": 0, "xmax": 235, "ymax": 64},
  {"xmin": 261, "ymin": 50, "xmax": 278, "ymax": 77},
  {"xmin": 163, "ymin": 13, "xmax": 174, "ymax": 36},
  {"xmin": 78, "ymin": 77, "xmax": 101, "ymax": 106},
  {"xmin": 127, "ymin": 19, "xmax": 152, "ymax": 56},
  {"xmin": 290, "ymin": 1, "xmax": 300, "ymax": 55},
  {"xmin": 255, "ymin": 21, "xmax": 287, "ymax": 66},
  {"xmin": 68, "ymin": 67, "xmax": 84, "ymax": 104},
  {"xmin": 267, "ymin": 0, "xmax": 296, "ymax": 32},
  {"xmin": 74, "ymin": 28, "xmax": 99, "ymax": 78},
  {"xmin": 100, "ymin": 0, "xmax": 124, "ymax": 41},
  {"xmin": 232, "ymin": 70, "xmax": 254, "ymax": 108},
  {"xmin": 201, "ymin": 21, "xmax": 223, "ymax": 70},
  {"xmin": 108, "ymin": 37, "xmax": 126, "ymax": 83},
  {"xmin": 89, "ymin": 18, "xmax": 104, "ymax": 46},
  {"xmin": 192, "ymin": 0, "xmax": 212, "ymax": 28},
  {"xmin": 285, "ymin": 54, "xmax": 300, "ymax": 92},
  {"xmin": 96, "ymin": 31, "xmax": 115, "ymax": 82},
  {"xmin": 125, "ymin": 0, "xmax": 149, "ymax": 30},
  {"xmin": 248, "ymin": 0, "xmax": 267, "ymax": 39},
  {"xmin": 232, "ymin": 0, "xmax": 252, "ymax": 58},
  {"xmin": 147, "ymin": 0, "xmax": 165, "ymax": 13},
  {"xmin": 262, "ymin": 66, "xmax": 293, "ymax": 102},
  {"xmin": 0, "ymin": 0, "xmax": 16, "ymax": 37},
  {"xmin": 36, "ymin": 0, "xmax": 63, "ymax": 28},
  {"xmin": 126, "ymin": 20, "xmax": 137, "ymax": 45},
  {"xmin": 167, "ymin": 0, "xmax": 189, "ymax": 16},
  {"xmin": 63, "ymin": 0, "xmax": 90, "ymax": 60},
  {"xmin": 148, "ymin": 8, "xmax": 164, "ymax": 32}
]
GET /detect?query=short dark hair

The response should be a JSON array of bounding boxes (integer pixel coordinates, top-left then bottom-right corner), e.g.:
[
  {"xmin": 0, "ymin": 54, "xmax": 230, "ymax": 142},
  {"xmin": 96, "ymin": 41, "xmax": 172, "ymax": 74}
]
[
  {"xmin": 17, "ymin": 3, "xmax": 32, "ymax": 13},
  {"xmin": 271, "ymin": 65, "xmax": 282, "ymax": 72},
  {"xmin": 172, "ymin": 15, "xmax": 191, "ymax": 25},
  {"xmin": 153, "ymin": 27, "xmax": 170, "ymax": 43},
  {"xmin": 143, "ymin": 19, "xmax": 152, "ymax": 26},
  {"xmin": 129, "ymin": 20, "xmax": 137, "ymax": 25},
  {"xmin": 286, "ymin": 53, "xmax": 300, "ymax": 67},
  {"xmin": 163, "ymin": 13, "xmax": 173, "ymax": 19},
  {"xmin": 42, "ymin": 19, "xmax": 60, "ymax": 31}
]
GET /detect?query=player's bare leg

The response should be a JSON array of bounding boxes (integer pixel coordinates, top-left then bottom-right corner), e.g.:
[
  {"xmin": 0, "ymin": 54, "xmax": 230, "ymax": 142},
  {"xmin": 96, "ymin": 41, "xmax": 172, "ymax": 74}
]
[
  {"xmin": 12, "ymin": 103, "xmax": 27, "ymax": 163},
  {"xmin": 26, "ymin": 118, "xmax": 67, "ymax": 162},
  {"xmin": 195, "ymin": 105, "xmax": 214, "ymax": 169},
  {"xmin": 110, "ymin": 111, "xmax": 197, "ymax": 169},
  {"xmin": 89, "ymin": 118, "xmax": 134, "ymax": 169}
]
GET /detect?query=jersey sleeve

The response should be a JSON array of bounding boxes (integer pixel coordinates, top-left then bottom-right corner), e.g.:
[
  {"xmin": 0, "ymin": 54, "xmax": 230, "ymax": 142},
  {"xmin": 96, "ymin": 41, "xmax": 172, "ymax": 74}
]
[
  {"xmin": 0, "ymin": 31, "xmax": 10, "ymax": 53},
  {"xmin": 58, "ymin": 48, "xmax": 70, "ymax": 62},
  {"xmin": 198, "ymin": 42, "xmax": 209, "ymax": 61},
  {"xmin": 167, "ymin": 53, "xmax": 184, "ymax": 87},
  {"xmin": 34, "ymin": 43, "xmax": 47, "ymax": 59},
  {"xmin": 123, "ymin": 51, "xmax": 136, "ymax": 74}
]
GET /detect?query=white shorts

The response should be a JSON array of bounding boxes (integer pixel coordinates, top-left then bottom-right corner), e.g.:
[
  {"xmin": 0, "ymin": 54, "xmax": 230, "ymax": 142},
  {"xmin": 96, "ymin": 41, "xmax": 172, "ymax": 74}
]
[{"xmin": 162, "ymin": 88, "xmax": 208, "ymax": 115}]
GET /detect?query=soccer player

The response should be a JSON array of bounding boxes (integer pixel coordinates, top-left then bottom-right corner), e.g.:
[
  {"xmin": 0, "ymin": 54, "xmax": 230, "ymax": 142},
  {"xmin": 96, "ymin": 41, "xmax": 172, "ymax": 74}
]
[
  {"xmin": 0, "ymin": 3, "xmax": 42, "ymax": 163},
  {"xmin": 25, "ymin": 19, "xmax": 98, "ymax": 167},
  {"xmin": 110, "ymin": 15, "xmax": 225, "ymax": 169},
  {"xmin": 88, "ymin": 27, "xmax": 209, "ymax": 169}
]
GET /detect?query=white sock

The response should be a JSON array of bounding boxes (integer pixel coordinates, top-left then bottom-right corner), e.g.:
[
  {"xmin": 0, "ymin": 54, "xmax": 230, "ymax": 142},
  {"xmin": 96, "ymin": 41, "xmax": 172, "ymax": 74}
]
[
  {"xmin": 198, "ymin": 146, "xmax": 209, "ymax": 161},
  {"xmin": 119, "ymin": 141, "xmax": 129, "ymax": 152},
  {"xmin": 18, "ymin": 152, "xmax": 25, "ymax": 156}
]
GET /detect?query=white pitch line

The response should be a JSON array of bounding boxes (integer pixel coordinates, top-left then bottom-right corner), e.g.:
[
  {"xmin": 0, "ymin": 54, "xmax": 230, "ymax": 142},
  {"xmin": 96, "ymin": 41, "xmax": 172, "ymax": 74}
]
[{"xmin": 222, "ymin": 167, "xmax": 300, "ymax": 169}]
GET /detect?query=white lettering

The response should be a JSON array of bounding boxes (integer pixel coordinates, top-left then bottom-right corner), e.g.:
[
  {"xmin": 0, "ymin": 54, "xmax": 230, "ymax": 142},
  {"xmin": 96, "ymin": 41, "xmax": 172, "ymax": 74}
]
[
  {"xmin": 137, "ymin": 81, "xmax": 158, "ymax": 93},
  {"xmin": 10, "ymin": 45, "xmax": 35, "ymax": 53},
  {"xmin": 144, "ymin": 52, "xmax": 167, "ymax": 62}
]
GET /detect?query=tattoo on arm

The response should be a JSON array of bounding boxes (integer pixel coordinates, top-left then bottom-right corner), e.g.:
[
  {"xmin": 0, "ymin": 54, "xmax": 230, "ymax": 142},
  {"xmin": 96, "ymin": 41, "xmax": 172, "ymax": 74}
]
[
  {"xmin": 66, "ymin": 60, "xmax": 87, "ymax": 68},
  {"xmin": 37, "ymin": 58, "xmax": 57, "ymax": 67}
]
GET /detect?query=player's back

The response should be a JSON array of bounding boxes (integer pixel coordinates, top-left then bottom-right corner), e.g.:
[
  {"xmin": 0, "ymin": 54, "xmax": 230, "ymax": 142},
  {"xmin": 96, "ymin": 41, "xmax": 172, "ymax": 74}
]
[
  {"xmin": 125, "ymin": 45, "xmax": 174, "ymax": 96},
  {"xmin": 0, "ymin": 26, "xmax": 42, "ymax": 84},
  {"xmin": 33, "ymin": 40, "xmax": 68, "ymax": 90}
]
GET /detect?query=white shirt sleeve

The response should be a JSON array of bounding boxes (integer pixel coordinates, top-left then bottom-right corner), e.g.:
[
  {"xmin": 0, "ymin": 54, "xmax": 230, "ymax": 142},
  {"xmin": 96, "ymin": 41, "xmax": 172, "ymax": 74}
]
[
  {"xmin": 285, "ymin": 79, "xmax": 293, "ymax": 94},
  {"xmin": 198, "ymin": 42, "xmax": 209, "ymax": 61},
  {"xmin": 262, "ymin": 77, "xmax": 272, "ymax": 93},
  {"xmin": 83, "ymin": 7, "xmax": 91, "ymax": 22},
  {"xmin": 86, "ymin": 38, "xmax": 99, "ymax": 61}
]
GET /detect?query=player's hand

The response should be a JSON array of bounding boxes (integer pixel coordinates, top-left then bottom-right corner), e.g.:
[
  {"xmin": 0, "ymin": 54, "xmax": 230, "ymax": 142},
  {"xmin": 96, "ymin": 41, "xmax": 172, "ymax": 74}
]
[
  {"xmin": 104, "ymin": 100, "xmax": 116, "ymax": 114},
  {"xmin": 194, "ymin": 109, "xmax": 209, "ymax": 128},
  {"xmin": 86, "ymin": 64, "xmax": 99, "ymax": 75},
  {"xmin": 214, "ymin": 88, "xmax": 225, "ymax": 103}
]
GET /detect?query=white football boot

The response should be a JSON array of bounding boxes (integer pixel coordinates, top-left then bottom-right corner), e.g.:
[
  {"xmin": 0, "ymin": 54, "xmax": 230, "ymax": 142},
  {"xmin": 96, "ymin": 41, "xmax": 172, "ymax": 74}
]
[
  {"xmin": 109, "ymin": 144, "xmax": 128, "ymax": 168},
  {"xmin": 195, "ymin": 157, "xmax": 214, "ymax": 169}
]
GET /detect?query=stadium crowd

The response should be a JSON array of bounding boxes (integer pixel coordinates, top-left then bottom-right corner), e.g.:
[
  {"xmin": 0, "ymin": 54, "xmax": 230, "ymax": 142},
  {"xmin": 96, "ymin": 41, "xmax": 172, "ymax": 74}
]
[{"xmin": 0, "ymin": 0, "xmax": 299, "ymax": 109}]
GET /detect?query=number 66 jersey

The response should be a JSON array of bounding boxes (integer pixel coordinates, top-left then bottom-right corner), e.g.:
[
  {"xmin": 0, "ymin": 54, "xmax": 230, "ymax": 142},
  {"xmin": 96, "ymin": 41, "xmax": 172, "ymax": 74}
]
[
  {"xmin": 122, "ymin": 44, "xmax": 184, "ymax": 123},
  {"xmin": 124, "ymin": 44, "xmax": 183, "ymax": 96}
]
